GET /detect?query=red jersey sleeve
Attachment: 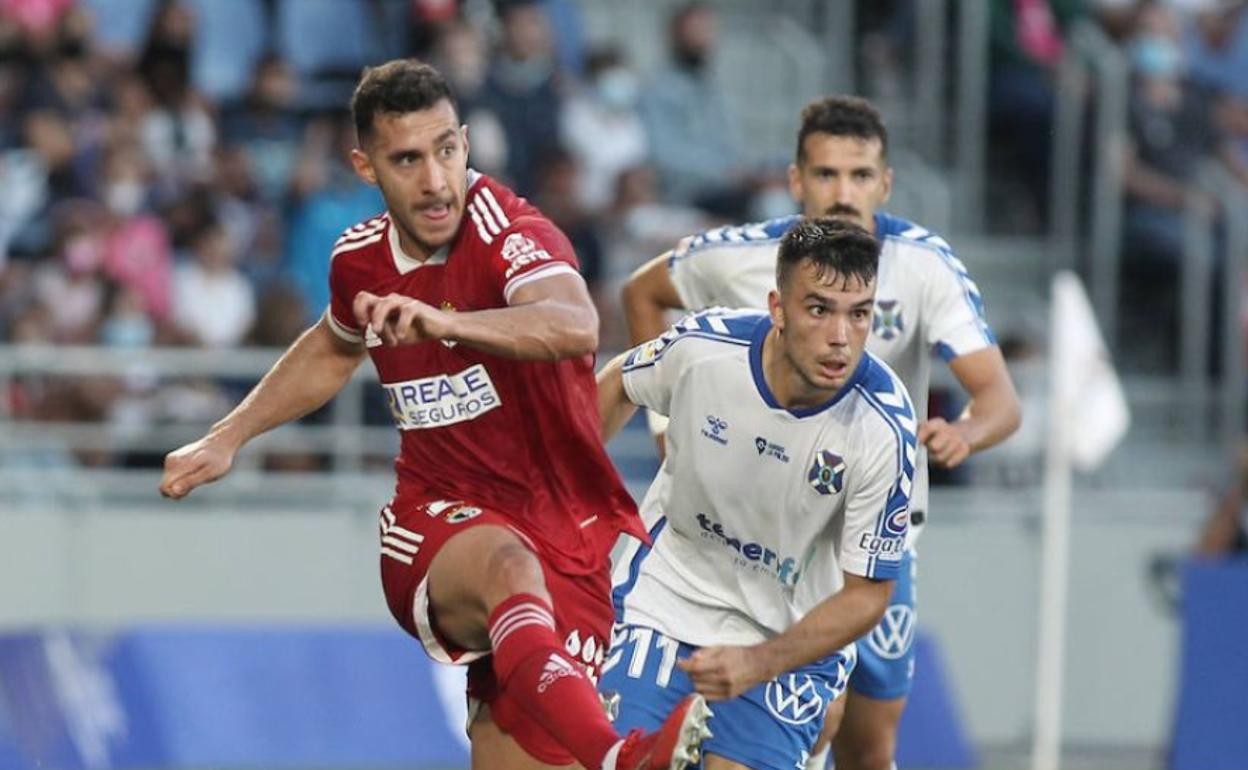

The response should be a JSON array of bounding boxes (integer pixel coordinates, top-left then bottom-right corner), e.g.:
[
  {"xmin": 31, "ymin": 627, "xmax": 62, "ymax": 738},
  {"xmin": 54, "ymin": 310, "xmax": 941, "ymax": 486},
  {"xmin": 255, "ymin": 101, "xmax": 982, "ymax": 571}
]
[
  {"xmin": 323, "ymin": 217, "xmax": 388, "ymax": 344},
  {"xmin": 325, "ymin": 264, "xmax": 363, "ymax": 344},
  {"xmin": 489, "ymin": 218, "xmax": 582, "ymax": 304}
]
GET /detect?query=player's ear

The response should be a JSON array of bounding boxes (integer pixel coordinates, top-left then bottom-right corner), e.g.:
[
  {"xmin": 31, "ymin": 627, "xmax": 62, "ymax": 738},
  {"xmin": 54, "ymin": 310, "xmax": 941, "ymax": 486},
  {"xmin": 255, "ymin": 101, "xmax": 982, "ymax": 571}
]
[
  {"xmin": 768, "ymin": 288, "xmax": 784, "ymax": 331},
  {"xmin": 880, "ymin": 165, "xmax": 893, "ymax": 205},
  {"xmin": 460, "ymin": 124, "xmax": 470, "ymax": 157},
  {"xmin": 350, "ymin": 147, "xmax": 377, "ymax": 186},
  {"xmin": 787, "ymin": 162, "xmax": 802, "ymax": 205}
]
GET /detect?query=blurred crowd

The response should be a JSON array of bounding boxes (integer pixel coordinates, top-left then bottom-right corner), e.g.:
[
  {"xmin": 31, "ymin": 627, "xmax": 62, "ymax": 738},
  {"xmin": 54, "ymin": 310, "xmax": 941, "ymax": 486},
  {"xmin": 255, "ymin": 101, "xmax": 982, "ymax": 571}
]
[
  {"xmin": 0, "ymin": 0, "xmax": 1245, "ymax": 468},
  {"xmin": 0, "ymin": 0, "xmax": 777, "ymax": 355},
  {"xmin": 985, "ymin": 0, "xmax": 1248, "ymax": 370},
  {"xmin": 0, "ymin": 0, "xmax": 785, "ymax": 459}
]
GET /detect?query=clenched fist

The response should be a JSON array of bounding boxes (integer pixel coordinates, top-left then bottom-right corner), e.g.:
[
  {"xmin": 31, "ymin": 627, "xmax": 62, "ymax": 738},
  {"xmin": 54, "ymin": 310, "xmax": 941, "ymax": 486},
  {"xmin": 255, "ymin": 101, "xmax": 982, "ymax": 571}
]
[
  {"xmin": 159, "ymin": 436, "xmax": 236, "ymax": 499},
  {"xmin": 677, "ymin": 645, "xmax": 768, "ymax": 701},
  {"xmin": 917, "ymin": 417, "xmax": 972, "ymax": 468},
  {"xmin": 353, "ymin": 291, "xmax": 455, "ymax": 347}
]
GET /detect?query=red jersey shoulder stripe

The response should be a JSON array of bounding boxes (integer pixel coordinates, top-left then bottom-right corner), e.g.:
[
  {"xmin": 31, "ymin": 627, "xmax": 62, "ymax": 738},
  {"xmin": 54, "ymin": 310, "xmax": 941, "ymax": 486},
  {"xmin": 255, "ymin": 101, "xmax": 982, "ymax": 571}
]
[
  {"xmin": 465, "ymin": 181, "xmax": 514, "ymax": 244},
  {"xmin": 331, "ymin": 216, "xmax": 389, "ymax": 261},
  {"xmin": 333, "ymin": 214, "xmax": 388, "ymax": 248}
]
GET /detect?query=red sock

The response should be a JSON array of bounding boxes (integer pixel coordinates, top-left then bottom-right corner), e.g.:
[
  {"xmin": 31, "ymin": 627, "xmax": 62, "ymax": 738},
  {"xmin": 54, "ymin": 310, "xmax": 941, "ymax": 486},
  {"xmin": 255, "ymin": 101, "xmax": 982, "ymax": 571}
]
[{"xmin": 488, "ymin": 593, "xmax": 621, "ymax": 768}]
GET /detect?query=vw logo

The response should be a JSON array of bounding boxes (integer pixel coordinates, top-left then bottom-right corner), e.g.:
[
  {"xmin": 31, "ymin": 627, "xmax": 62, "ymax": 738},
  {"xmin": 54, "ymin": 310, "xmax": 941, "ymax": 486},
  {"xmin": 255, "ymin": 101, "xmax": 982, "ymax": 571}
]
[
  {"xmin": 764, "ymin": 673, "xmax": 825, "ymax": 725},
  {"xmin": 866, "ymin": 604, "xmax": 916, "ymax": 660}
]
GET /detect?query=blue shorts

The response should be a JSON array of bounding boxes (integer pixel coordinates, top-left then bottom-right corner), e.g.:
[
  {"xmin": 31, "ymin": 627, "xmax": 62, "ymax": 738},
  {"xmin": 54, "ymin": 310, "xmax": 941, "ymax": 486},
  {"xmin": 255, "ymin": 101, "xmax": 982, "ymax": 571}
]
[
  {"xmin": 599, "ymin": 624, "xmax": 856, "ymax": 770},
  {"xmin": 851, "ymin": 548, "xmax": 918, "ymax": 700}
]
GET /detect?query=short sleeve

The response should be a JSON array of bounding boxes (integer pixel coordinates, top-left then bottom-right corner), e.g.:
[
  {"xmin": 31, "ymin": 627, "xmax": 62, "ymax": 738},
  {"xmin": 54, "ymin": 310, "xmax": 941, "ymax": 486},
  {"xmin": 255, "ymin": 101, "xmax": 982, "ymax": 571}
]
[
  {"xmin": 838, "ymin": 422, "xmax": 915, "ymax": 580},
  {"xmin": 620, "ymin": 333, "xmax": 681, "ymax": 417},
  {"xmin": 325, "ymin": 258, "xmax": 364, "ymax": 345},
  {"xmin": 488, "ymin": 218, "xmax": 582, "ymax": 304},
  {"xmin": 920, "ymin": 245, "xmax": 997, "ymax": 362},
  {"xmin": 619, "ymin": 315, "xmax": 708, "ymax": 416},
  {"xmin": 667, "ymin": 240, "xmax": 724, "ymax": 310}
]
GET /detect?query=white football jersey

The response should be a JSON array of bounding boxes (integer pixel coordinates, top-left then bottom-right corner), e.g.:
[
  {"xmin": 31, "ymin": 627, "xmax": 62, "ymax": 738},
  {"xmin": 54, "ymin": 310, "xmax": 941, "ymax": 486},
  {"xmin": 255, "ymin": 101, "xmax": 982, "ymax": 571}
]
[
  {"xmin": 666, "ymin": 212, "xmax": 995, "ymax": 545},
  {"xmin": 612, "ymin": 308, "xmax": 916, "ymax": 647}
]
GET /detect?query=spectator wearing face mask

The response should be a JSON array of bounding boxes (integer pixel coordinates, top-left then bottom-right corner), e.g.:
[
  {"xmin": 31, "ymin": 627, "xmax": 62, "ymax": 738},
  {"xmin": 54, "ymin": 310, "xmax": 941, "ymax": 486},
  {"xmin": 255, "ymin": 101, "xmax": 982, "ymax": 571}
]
[
  {"xmin": 1183, "ymin": 3, "xmax": 1248, "ymax": 181},
  {"xmin": 1119, "ymin": 1, "xmax": 1246, "ymax": 369},
  {"xmin": 560, "ymin": 45, "xmax": 648, "ymax": 213},
  {"xmin": 638, "ymin": 1, "xmax": 753, "ymax": 218},
  {"xmin": 1122, "ymin": 2, "xmax": 1235, "ymax": 265}
]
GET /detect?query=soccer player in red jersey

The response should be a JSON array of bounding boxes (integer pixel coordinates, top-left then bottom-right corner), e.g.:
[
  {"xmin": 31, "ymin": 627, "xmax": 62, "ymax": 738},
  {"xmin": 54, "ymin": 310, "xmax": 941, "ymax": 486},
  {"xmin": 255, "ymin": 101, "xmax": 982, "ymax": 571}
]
[{"xmin": 159, "ymin": 59, "xmax": 710, "ymax": 770}]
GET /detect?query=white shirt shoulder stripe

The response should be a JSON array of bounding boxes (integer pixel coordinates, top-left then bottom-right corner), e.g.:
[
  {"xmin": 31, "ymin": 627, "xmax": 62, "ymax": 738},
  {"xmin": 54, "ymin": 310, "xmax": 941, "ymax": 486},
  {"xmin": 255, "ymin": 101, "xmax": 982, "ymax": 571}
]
[
  {"xmin": 473, "ymin": 199, "xmax": 503, "ymax": 237},
  {"xmin": 468, "ymin": 202, "xmax": 495, "ymax": 243},
  {"xmin": 478, "ymin": 187, "xmax": 511, "ymax": 228}
]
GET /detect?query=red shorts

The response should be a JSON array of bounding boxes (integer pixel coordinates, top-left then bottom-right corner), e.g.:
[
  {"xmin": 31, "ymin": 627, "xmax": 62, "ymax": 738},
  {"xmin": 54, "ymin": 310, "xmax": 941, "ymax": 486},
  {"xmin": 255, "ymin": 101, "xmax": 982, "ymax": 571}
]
[{"xmin": 378, "ymin": 491, "xmax": 613, "ymax": 765}]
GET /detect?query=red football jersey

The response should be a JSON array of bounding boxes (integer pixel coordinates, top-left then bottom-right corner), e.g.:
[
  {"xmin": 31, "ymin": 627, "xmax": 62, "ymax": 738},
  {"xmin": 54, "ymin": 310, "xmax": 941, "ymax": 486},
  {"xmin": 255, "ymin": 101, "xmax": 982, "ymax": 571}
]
[{"xmin": 325, "ymin": 171, "xmax": 643, "ymax": 574}]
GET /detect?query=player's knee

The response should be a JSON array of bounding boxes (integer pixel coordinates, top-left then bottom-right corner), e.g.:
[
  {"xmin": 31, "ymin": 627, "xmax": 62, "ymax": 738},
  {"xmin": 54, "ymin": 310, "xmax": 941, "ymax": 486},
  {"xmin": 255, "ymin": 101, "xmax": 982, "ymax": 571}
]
[
  {"xmin": 833, "ymin": 732, "xmax": 896, "ymax": 770},
  {"xmin": 480, "ymin": 539, "xmax": 548, "ymax": 606}
]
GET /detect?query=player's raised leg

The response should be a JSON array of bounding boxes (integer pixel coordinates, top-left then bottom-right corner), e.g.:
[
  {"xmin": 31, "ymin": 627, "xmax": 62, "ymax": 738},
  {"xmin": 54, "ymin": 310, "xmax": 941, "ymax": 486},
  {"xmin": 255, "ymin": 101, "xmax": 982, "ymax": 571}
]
[{"xmin": 427, "ymin": 523, "xmax": 710, "ymax": 770}]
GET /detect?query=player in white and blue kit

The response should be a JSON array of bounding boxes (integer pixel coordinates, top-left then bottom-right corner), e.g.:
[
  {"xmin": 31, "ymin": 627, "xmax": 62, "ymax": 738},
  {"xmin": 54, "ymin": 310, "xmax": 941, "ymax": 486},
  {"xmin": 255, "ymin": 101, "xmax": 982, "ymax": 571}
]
[
  {"xmin": 620, "ymin": 97, "xmax": 1022, "ymax": 770},
  {"xmin": 597, "ymin": 219, "xmax": 917, "ymax": 770}
]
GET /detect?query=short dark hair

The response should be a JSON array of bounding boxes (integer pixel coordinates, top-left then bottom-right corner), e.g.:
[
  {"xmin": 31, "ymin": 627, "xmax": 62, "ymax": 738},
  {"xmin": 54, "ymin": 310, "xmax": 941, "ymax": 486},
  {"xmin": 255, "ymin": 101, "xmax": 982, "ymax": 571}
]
[
  {"xmin": 776, "ymin": 217, "xmax": 880, "ymax": 290},
  {"xmin": 796, "ymin": 96, "xmax": 889, "ymax": 165},
  {"xmin": 351, "ymin": 59, "xmax": 458, "ymax": 143}
]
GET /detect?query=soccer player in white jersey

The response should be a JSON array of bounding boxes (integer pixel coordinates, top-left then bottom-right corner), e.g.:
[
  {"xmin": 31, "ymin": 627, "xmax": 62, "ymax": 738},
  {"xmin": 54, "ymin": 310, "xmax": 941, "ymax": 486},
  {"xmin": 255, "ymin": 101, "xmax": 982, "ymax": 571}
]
[
  {"xmin": 596, "ymin": 218, "xmax": 917, "ymax": 770},
  {"xmin": 619, "ymin": 96, "xmax": 1021, "ymax": 770}
]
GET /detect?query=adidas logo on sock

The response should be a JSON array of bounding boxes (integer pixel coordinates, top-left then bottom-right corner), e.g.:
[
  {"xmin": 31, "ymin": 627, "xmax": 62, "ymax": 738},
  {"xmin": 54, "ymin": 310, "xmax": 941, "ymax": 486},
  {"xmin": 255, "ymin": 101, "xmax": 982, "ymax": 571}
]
[{"xmin": 537, "ymin": 653, "xmax": 580, "ymax": 693}]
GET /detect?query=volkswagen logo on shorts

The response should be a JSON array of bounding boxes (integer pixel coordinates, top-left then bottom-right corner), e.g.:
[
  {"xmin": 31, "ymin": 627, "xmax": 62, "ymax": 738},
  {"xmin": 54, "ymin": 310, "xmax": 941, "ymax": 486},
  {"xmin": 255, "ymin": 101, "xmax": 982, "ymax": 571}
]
[
  {"xmin": 764, "ymin": 673, "xmax": 825, "ymax": 725},
  {"xmin": 865, "ymin": 604, "xmax": 916, "ymax": 660}
]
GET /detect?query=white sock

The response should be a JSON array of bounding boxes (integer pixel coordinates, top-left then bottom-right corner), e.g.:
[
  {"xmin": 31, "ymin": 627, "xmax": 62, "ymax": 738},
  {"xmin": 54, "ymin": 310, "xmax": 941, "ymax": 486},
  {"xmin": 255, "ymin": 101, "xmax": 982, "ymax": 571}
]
[{"xmin": 805, "ymin": 744, "xmax": 830, "ymax": 770}]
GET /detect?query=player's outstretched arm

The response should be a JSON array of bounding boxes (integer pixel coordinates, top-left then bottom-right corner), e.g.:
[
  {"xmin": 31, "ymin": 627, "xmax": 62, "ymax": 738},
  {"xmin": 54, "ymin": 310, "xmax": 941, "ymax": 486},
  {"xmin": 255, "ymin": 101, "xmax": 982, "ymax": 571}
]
[
  {"xmin": 159, "ymin": 317, "xmax": 366, "ymax": 499},
  {"xmin": 354, "ymin": 273, "xmax": 597, "ymax": 361},
  {"xmin": 677, "ymin": 573, "xmax": 893, "ymax": 701},
  {"xmin": 621, "ymin": 252, "xmax": 685, "ymax": 346},
  {"xmin": 595, "ymin": 353, "xmax": 638, "ymax": 442},
  {"xmin": 920, "ymin": 346, "xmax": 1022, "ymax": 468}
]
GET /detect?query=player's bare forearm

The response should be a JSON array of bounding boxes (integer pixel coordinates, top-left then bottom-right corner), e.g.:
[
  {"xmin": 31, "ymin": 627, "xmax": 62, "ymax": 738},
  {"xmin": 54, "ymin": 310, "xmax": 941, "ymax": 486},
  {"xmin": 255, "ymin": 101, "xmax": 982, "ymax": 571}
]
[
  {"xmin": 208, "ymin": 318, "xmax": 365, "ymax": 450},
  {"xmin": 596, "ymin": 353, "xmax": 638, "ymax": 441},
  {"xmin": 357, "ymin": 274, "xmax": 598, "ymax": 361},
  {"xmin": 947, "ymin": 346, "xmax": 1022, "ymax": 453},
  {"xmin": 751, "ymin": 573, "xmax": 893, "ymax": 682},
  {"xmin": 622, "ymin": 253, "xmax": 684, "ymax": 346},
  {"xmin": 160, "ymin": 318, "xmax": 364, "ymax": 499},
  {"xmin": 446, "ymin": 295, "xmax": 598, "ymax": 360}
]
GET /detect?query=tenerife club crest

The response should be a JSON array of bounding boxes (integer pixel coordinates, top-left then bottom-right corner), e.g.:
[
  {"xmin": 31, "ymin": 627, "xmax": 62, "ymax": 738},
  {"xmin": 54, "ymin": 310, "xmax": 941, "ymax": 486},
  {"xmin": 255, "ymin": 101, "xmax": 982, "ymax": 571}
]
[
  {"xmin": 808, "ymin": 450, "xmax": 846, "ymax": 495},
  {"xmin": 873, "ymin": 299, "xmax": 904, "ymax": 341}
]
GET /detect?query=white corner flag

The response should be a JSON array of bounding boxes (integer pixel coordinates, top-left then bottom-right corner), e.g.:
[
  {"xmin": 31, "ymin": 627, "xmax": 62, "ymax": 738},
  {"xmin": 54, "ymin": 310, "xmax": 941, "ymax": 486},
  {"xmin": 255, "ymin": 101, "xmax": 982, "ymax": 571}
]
[
  {"xmin": 1051, "ymin": 271, "xmax": 1131, "ymax": 470},
  {"xmin": 1032, "ymin": 271, "xmax": 1131, "ymax": 770}
]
